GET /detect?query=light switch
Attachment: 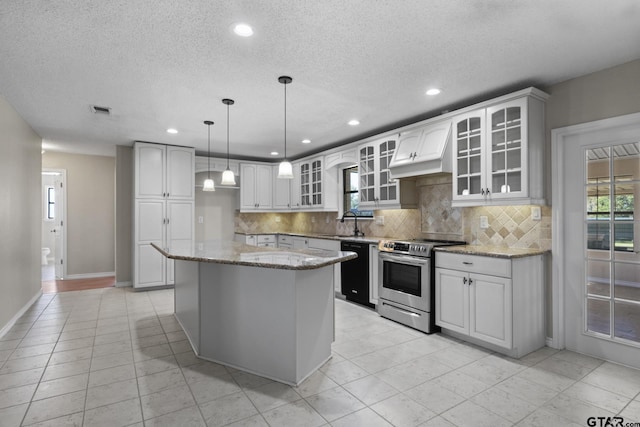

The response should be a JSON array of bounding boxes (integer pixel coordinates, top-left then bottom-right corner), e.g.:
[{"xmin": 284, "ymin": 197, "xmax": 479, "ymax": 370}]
[
  {"xmin": 480, "ymin": 216, "xmax": 489, "ymax": 229},
  {"xmin": 531, "ymin": 206, "xmax": 541, "ymax": 221},
  {"xmin": 275, "ymin": 216, "xmax": 281, "ymax": 223},
  {"xmin": 198, "ymin": 216, "xmax": 204, "ymax": 224},
  {"xmin": 376, "ymin": 216, "xmax": 385, "ymax": 225}
]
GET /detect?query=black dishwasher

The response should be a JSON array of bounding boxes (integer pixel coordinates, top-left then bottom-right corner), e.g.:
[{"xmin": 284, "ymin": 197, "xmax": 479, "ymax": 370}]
[{"xmin": 340, "ymin": 241, "xmax": 373, "ymax": 308}]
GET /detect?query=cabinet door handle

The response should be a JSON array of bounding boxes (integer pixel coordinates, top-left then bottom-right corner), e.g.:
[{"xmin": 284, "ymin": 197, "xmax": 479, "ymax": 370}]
[
  {"xmin": 481, "ymin": 188, "xmax": 485, "ymax": 196},
  {"xmin": 463, "ymin": 277, "xmax": 467, "ymax": 284},
  {"xmin": 469, "ymin": 278, "xmax": 473, "ymax": 285},
  {"xmin": 463, "ymin": 261, "xmax": 473, "ymax": 265},
  {"xmin": 486, "ymin": 188, "xmax": 490, "ymax": 195}
]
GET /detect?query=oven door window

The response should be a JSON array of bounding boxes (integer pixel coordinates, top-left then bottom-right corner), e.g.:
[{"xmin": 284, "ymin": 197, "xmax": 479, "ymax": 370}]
[{"xmin": 382, "ymin": 260, "xmax": 422, "ymax": 296}]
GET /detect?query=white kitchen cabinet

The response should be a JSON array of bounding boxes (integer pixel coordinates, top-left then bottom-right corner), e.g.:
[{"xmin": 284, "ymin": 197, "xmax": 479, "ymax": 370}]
[
  {"xmin": 133, "ymin": 142, "xmax": 194, "ymax": 289},
  {"xmin": 240, "ymin": 163, "xmax": 273, "ymax": 211},
  {"xmin": 278, "ymin": 234, "xmax": 292, "ymax": 249},
  {"xmin": 134, "ymin": 199, "xmax": 194, "ymax": 288},
  {"xmin": 236, "ymin": 234, "xmax": 276, "ymax": 247},
  {"xmin": 135, "ymin": 143, "xmax": 194, "ymax": 200},
  {"xmin": 451, "ymin": 89, "xmax": 547, "ymax": 207},
  {"xmin": 369, "ymin": 244, "xmax": 379, "ymax": 305},
  {"xmin": 272, "ymin": 164, "xmax": 292, "ymax": 210},
  {"xmin": 389, "ymin": 120, "xmax": 452, "ymax": 178},
  {"xmin": 292, "ymin": 236, "xmax": 309, "ymax": 249},
  {"xmin": 359, "ymin": 137, "xmax": 417, "ymax": 209},
  {"xmin": 435, "ymin": 251, "xmax": 544, "ymax": 358}
]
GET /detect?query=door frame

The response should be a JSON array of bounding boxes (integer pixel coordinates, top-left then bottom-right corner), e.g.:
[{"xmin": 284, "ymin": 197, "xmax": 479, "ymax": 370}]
[
  {"xmin": 551, "ymin": 111, "xmax": 640, "ymax": 352},
  {"xmin": 42, "ymin": 168, "xmax": 67, "ymax": 279}
]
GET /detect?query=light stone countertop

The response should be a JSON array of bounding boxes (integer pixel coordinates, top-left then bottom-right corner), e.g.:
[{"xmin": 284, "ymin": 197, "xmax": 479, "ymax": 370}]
[
  {"xmin": 235, "ymin": 231, "xmax": 385, "ymax": 244},
  {"xmin": 151, "ymin": 240, "xmax": 357, "ymax": 270},
  {"xmin": 434, "ymin": 245, "xmax": 549, "ymax": 259}
]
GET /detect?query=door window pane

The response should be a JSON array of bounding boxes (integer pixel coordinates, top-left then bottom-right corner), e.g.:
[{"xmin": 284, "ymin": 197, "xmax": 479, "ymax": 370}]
[
  {"xmin": 587, "ymin": 260, "xmax": 610, "ymax": 297},
  {"xmin": 587, "ymin": 298, "xmax": 610, "ymax": 335},
  {"xmin": 614, "ymin": 300, "xmax": 640, "ymax": 343}
]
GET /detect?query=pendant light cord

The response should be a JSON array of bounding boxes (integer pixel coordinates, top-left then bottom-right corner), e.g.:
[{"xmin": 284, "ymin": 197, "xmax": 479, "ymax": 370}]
[
  {"xmin": 207, "ymin": 124, "xmax": 211, "ymax": 179},
  {"xmin": 226, "ymin": 104, "xmax": 230, "ymax": 168},
  {"xmin": 283, "ymin": 81, "xmax": 287, "ymax": 160}
]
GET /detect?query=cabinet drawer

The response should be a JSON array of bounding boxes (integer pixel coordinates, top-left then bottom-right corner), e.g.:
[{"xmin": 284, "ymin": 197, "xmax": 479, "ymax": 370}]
[
  {"xmin": 278, "ymin": 235, "xmax": 292, "ymax": 244},
  {"xmin": 257, "ymin": 235, "xmax": 276, "ymax": 244},
  {"xmin": 435, "ymin": 252, "xmax": 511, "ymax": 278}
]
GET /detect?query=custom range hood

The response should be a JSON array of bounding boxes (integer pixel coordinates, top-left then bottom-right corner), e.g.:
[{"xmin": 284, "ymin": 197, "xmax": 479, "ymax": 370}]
[{"xmin": 388, "ymin": 119, "xmax": 452, "ymax": 179}]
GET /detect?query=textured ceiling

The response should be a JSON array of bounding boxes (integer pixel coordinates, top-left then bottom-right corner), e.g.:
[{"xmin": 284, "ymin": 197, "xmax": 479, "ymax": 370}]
[{"xmin": 1, "ymin": 0, "xmax": 639, "ymax": 160}]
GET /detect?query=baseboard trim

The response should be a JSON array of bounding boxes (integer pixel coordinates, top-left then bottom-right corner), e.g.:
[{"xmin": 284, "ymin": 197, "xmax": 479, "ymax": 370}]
[
  {"xmin": 116, "ymin": 281, "xmax": 132, "ymax": 288},
  {"xmin": 64, "ymin": 272, "xmax": 115, "ymax": 280},
  {"xmin": 0, "ymin": 290, "xmax": 43, "ymax": 340}
]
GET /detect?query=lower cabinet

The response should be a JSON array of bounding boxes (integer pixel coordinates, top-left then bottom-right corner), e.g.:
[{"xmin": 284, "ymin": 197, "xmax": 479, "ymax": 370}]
[
  {"xmin": 134, "ymin": 200, "xmax": 193, "ymax": 289},
  {"xmin": 235, "ymin": 234, "xmax": 276, "ymax": 247},
  {"xmin": 435, "ymin": 251, "xmax": 544, "ymax": 358}
]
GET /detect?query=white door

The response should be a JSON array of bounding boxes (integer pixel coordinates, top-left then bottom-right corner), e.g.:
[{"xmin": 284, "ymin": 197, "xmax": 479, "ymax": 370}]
[
  {"xmin": 53, "ymin": 174, "xmax": 66, "ymax": 279},
  {"xmin": 166, "ymin": 146, "xmax": 194, "ymax": 199},
  {"xmin": 555, "ymin": 114, "xmax": 640, "ymax": 368}
]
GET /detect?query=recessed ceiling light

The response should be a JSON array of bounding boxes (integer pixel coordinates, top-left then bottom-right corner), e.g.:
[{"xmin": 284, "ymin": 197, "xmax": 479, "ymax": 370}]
[
  {"xmin": 233, "ymin": 23, "xmax": 254, "ymax": 37},
  {"xmin": 426, "ymin": 88, "xmax": 441, "ymax": 96},
  {"xmin": 348, "ymin": 119, "xmax": 360, "ymax": 126},
  {"xmin": 302, "ymin": 139, "xmax": 311, "ymax": 144},
  {"xmin": 167, "ymin": 128, "xmax": 178, "ymax": 134},
  {"xmin": 270, "ymin": 151, "xmax": 279, "ymax": 156}
]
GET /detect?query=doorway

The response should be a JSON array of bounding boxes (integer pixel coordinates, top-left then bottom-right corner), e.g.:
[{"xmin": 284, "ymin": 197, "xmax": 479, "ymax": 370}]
[
  {"xmin": 553, "ymin": 112, "xmax": 640, "ymax": 368},
  {"xmin": 41, "ymin": 169, "xmax": 66, "ymax": 281}
]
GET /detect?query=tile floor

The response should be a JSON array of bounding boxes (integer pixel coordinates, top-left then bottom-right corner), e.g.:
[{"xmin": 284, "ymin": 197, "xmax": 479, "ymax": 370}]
[{"xmin": 1, "ymin": 287, "xmax": 640, "ymax": 426}]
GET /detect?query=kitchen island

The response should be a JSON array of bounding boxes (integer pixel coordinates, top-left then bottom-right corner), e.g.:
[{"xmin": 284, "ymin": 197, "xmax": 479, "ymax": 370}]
[{"xmin": 152, "ymin": 241, "xmax": 357, "ymax": 386}]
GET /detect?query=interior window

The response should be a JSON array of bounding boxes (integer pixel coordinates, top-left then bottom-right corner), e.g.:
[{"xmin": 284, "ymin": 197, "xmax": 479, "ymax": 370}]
[{"xmin": 343, "ymin": 166, "xmax": 373, "ymax": 217}]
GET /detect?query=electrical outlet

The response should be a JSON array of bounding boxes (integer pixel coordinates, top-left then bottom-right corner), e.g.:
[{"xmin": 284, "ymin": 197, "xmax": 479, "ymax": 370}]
[
  {"xmin": 326, "ymin": 216, "xmax": 330, "ymax": 224},
  {"xmin": 275, "ymin": 216, "xmax": 281, "ymax": 223},
  {"xmin": 375, "ymin": 216, "xmax": 385, "ymax": 225},
  {"xmin": 311, "ymin": 216, "xmax": 316, "ymax": 223},
  {"xmin": 197, "ymin": 243, "xmax": 203, "ymax": 251},
  {"xmin": 531, "ymin": 206, "xmax": 541, "ymax": 221},
  {"xmin": 198, "ymin": 216, "xmax": 204, "ymax": 224},
  {"xmin": 480, "ymin": 216, "xmax": 489, "ymax": 229}
]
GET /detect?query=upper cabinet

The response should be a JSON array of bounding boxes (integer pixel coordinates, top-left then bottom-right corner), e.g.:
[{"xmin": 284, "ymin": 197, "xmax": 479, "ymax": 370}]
[
  {"xmin": 135, "ymin": 143, "xmax": 195, "ymax": 200},
  {"xmin": 389, "ymin": 120, "xmax": 452, "ymax": 179},
  {"xmin": 451, "ymin": 90, "xmax": 547, "ymax": 207},
  {"xmin": 294, "ymin": 156, "xmax": 339, "ymax": 212},
  {"xmin": 359, "ymin": 137, "xmax": 416, "ymax": 209},
  {"xmin": 240, "ymin": 163, "xmax": 273, "ymax": 211}
]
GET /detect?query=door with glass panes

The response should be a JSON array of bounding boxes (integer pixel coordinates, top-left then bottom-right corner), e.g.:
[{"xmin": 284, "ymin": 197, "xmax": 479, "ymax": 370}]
[{"xmin": 561, "ymin": 124, "xmax": 640, "ymax": 368}]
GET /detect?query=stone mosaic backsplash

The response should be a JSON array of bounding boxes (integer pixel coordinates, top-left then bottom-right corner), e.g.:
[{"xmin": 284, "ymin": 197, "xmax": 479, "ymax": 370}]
[{"xmin": 234, "ymin": 176, "xmax": 551, "ymax": 250}]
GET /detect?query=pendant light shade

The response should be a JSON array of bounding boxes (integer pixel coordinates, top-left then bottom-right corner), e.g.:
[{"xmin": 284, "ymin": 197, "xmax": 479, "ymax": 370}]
[
  {"xmin": 220, "ymin": 98, "xmax": 237, "ymax": 186},
  {"xmin": 203, "ymin": 120, "xmax": 215, "ymax": 192},
  {"xmin": 277, "ymin": 76, "xmax": 294, "ymax": 179}
]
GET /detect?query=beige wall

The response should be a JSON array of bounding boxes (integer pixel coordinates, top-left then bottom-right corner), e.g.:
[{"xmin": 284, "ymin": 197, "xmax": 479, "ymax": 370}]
[
  {"xmin": 115, "ymin": 146, "xmax": 133, "ymax": 284},
  {"xmin": 0, "ymin": 95, "xmax": 42, "ymax": 330},
  {"xmin": 195, "ymin": 172, "xmax": 238, "ymax": 241},
  {"xmin": 42, "ymin": 152, "xmax": 115, "ymax": 276}
]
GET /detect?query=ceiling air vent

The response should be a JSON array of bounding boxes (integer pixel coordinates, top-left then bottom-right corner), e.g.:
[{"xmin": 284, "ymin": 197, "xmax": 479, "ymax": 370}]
[{"xmin": 90, "ymin": 105, "xmax": 111, "ymax": 115}]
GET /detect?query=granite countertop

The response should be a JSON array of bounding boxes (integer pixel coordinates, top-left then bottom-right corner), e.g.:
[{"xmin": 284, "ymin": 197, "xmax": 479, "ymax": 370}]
[
  {"xmin": 235, "ymin": 231, "xmax": 388, "ymax": 244},
  {"xmin": 434, "ymin": 245, "xmax": 549, "ymax": 259},
  {"xmin": 151, "ymin": 241, "xmax": 357, "ymax": 270}
]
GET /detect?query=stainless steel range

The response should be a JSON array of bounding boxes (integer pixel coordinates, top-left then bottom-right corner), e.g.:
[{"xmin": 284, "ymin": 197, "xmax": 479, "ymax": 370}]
[{"xmin": 377, "ymin": 239, "xmax": 464, "ymax": 333}]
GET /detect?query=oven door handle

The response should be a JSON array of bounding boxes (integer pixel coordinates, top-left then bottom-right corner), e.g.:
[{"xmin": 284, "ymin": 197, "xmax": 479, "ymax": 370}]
[{"xmin": 379, "ymin": 253, "xmax": 429, "ymax": 267}]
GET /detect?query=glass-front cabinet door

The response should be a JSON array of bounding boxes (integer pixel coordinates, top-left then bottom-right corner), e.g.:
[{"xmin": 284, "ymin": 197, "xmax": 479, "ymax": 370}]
[
  {"xmin": 486, "ymin": 98, "xmax": 528, "ymax": 201},
  {"xmin": 452, "ymin": 110, "xmax": 486, "ymax": 202},
  {"xmin": 300, "ymin": 162, "xmax": 310, "ymax": 207},
  {"xmin": 311, "ymin": 159, "xmax": 322, "ymax": 206},
  {"xmin": 359, "ymin": 137, "xmax": 399, "ymax": 208},
  {"xmin": 359, "ymin": 145, "xmax": 376, "ymax": 205}
]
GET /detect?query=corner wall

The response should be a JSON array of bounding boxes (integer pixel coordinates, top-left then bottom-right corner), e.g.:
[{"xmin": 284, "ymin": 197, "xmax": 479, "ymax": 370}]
[{"xmin": 0, "ymin": 95, "xmax": 42, "ymax": 329}]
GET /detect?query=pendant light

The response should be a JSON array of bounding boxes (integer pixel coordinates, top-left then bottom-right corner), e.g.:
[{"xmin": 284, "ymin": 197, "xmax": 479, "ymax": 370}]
[
  {"xmin": 202, "ymin": 120, "xmax": 215, "ymax": 191},
  {"xmin": 277, "ymin": 75, "xmax": 294, "ymax": 179},
  {"xmin": 220, "ymin": 98, "xmax": 236, "ymax": 185}
]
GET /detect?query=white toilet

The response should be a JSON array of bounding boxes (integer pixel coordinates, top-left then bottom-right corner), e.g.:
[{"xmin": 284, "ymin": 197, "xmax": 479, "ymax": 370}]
[{"xmin": 41, "ymin": 248, "xmax": 50, "ymax": 265}]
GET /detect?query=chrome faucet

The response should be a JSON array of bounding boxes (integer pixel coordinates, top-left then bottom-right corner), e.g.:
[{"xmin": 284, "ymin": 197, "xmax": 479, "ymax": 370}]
[{"xmin": 340, "ymin": 211, "xmax": 364, "ymax": 237}]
